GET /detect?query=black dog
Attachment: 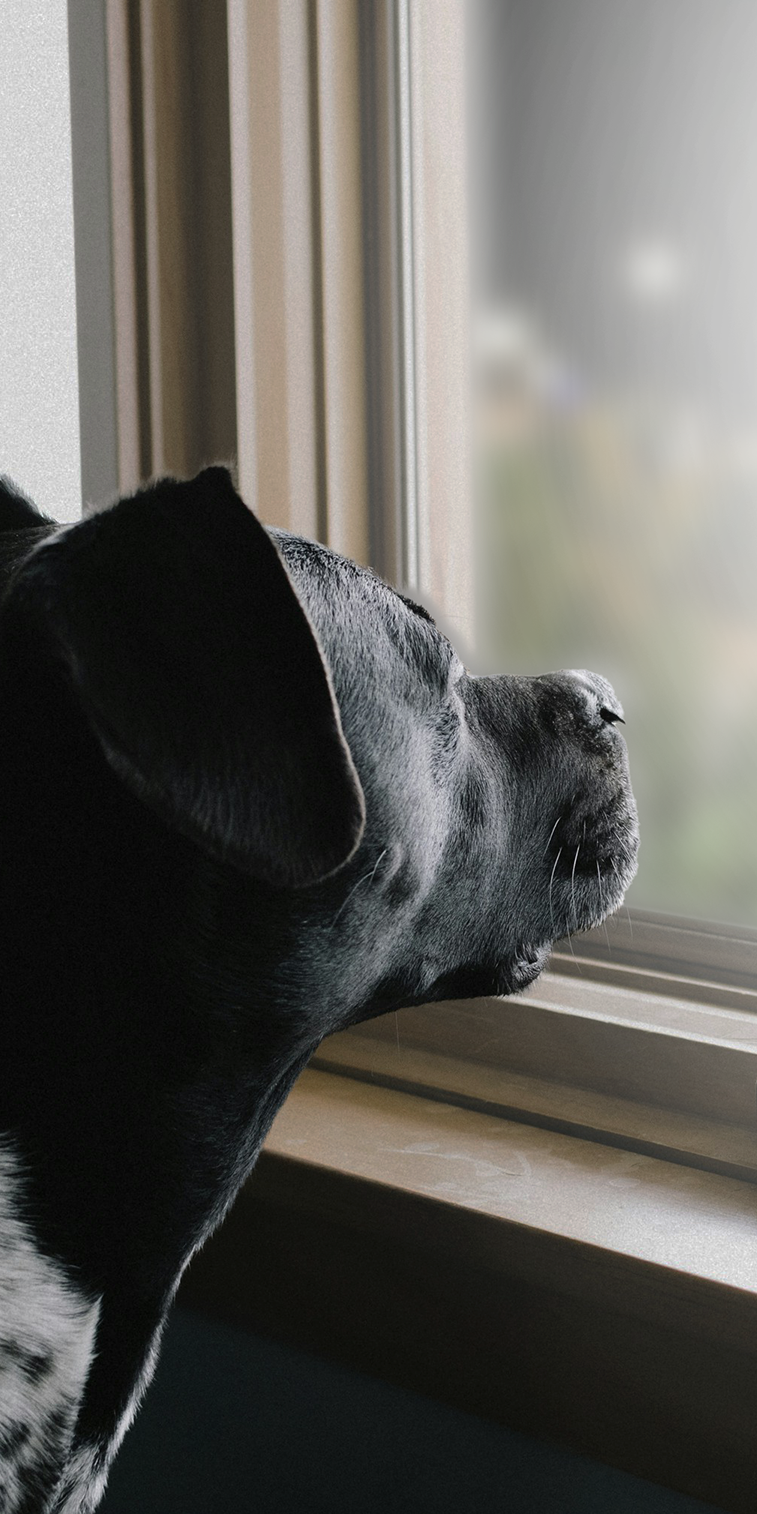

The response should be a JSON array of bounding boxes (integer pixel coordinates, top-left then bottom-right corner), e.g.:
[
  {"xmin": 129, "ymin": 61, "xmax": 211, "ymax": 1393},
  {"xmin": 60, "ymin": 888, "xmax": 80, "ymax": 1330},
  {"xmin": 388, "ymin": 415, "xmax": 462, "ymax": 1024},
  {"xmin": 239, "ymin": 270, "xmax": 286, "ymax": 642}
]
[{"xmin": 0, "ymin": 466, "xmax": 638, "ymax": 1511}]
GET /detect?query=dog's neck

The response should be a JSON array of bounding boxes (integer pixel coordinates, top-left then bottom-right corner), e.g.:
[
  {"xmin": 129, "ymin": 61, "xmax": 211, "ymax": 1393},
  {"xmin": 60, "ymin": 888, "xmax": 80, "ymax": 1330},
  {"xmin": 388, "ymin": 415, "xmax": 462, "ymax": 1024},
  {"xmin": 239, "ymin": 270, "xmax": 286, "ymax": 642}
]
[
  {"xmin": 0, "ymin": 641, "xmax": 320, "ymax": 1292},
  {"xmin": 0, "ymin": 793, "xmax": 314, "ymax": 1465}
]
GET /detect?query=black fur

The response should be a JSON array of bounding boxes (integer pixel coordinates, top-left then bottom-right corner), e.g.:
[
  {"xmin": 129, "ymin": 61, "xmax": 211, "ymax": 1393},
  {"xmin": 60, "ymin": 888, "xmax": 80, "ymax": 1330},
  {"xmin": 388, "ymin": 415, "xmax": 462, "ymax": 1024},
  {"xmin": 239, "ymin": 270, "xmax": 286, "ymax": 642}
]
[{"xmin": 0, "ymin": 467, "xmax": 638, "ymax": 1509}]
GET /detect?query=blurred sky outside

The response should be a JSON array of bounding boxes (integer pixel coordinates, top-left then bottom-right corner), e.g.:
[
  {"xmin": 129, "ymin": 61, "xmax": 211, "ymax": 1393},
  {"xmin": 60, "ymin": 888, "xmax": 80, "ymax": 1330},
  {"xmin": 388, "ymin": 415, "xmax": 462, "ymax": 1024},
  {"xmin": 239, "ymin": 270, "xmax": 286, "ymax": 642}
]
[{"xmin": 467, "ymin": 0, "xmax": 757, "ymax": 925}]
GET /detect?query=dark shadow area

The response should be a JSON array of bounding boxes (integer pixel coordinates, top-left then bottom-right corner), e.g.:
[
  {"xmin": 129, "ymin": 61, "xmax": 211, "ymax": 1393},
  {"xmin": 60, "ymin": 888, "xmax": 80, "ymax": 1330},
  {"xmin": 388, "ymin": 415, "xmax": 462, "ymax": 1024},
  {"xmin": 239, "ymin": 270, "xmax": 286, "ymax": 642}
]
[{"xmin": 99, "ymin": 1308, "xmax": 726, "ymax": 1513}]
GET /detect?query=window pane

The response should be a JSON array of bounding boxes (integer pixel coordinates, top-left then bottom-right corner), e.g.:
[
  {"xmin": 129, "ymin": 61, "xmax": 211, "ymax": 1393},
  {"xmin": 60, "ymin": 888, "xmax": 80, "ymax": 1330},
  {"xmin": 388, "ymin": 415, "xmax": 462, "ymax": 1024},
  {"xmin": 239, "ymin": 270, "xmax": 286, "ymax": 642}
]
[
  {"xmin": 0, "ymin": 0, "xmax": 80, "ymax": 521},
  {"xmin": 468, "ymin": 0, "xmax": 757, "ymax": 925}
]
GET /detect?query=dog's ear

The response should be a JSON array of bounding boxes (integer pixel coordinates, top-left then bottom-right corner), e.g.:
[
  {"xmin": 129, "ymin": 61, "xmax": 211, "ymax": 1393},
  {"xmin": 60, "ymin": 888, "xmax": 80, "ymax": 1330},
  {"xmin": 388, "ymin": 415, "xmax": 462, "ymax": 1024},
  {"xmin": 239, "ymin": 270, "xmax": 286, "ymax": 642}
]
[
  {"xmin": 9, "ymin": 467, "xmax": 365, "ymax": 887},
  {"xmin": 0, "ymin": 475, "xmax": 49, "ymax": 530}
]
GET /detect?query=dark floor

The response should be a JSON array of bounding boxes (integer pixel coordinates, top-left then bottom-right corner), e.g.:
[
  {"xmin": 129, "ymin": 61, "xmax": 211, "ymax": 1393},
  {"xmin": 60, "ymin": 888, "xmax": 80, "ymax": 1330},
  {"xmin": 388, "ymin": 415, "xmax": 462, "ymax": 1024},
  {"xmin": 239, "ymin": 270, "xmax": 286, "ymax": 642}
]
[{"xmin": 99, "ymin": 1309, "xmax": 727, "ymax": 1514}]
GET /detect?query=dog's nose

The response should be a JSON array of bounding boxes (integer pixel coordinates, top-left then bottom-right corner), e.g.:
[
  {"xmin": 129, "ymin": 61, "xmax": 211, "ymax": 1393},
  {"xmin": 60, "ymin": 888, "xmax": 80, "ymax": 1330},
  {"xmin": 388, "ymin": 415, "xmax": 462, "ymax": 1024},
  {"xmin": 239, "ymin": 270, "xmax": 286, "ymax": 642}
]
[{"xmin": 561, "ymin": 669, "xmax": 625, "ymax": 726}]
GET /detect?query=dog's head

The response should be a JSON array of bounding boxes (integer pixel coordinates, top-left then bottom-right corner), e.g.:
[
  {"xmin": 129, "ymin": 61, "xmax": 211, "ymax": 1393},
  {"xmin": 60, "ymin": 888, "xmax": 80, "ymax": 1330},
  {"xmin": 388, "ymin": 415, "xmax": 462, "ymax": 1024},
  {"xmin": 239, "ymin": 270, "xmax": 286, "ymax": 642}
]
[
  {"xmin": 272, "ymin": 526, "xmax": 638, "ymax": 1012},
  {"xmin": 0, "ymin": 466, "xmax": 638, "ymax": 1026}
]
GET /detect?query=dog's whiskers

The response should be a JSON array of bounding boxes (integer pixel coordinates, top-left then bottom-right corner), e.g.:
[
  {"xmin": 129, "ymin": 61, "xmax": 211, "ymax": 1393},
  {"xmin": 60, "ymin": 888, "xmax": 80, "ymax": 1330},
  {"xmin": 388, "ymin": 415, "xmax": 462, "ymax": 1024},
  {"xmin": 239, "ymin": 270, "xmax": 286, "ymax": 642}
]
[
  {"xmin": 597, "ymin": 861, "xmax": 612, "ymax": 953},
  {"xmin": 544, "ymin": 814, "xmax": 562, "ymax": 856},
  {"xmin": 548, "ymin": 846, "xmax": 562, "ymax": 936},
  {"xmin": 560, "ymin": 843, "xmax": 581, "ymax": 968},
  {"xmin": 605, "ymin": 855, "xmax": 633, "ymax": 939},
  {"xmin": 330, "ymin": 849, "xmax": 388, "ymax": 927},
  {"xmin": 571, "ymin": 843, "xmax": 580, "ymax": 932}
]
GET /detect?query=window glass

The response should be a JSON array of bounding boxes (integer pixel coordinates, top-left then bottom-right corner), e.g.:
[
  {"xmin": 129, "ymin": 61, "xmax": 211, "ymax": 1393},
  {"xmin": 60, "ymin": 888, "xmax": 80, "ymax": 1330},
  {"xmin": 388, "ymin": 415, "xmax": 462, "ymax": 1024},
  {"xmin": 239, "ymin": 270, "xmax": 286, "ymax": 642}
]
[
  {"xmin": 0, "ymin": 0, "xmax": 81, "ymax": 521},
  {"xmin": 468, "ymin": 0, "xmax": 757, "ymax": 925}
]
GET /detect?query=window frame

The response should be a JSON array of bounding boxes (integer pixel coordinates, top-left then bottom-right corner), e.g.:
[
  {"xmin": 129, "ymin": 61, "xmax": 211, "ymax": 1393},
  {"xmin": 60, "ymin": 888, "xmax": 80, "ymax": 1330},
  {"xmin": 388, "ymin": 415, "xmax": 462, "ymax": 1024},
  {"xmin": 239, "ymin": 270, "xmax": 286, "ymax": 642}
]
[{"xmin": 67, "ymin": 6, "xmax": 757, "ymax": 1507}]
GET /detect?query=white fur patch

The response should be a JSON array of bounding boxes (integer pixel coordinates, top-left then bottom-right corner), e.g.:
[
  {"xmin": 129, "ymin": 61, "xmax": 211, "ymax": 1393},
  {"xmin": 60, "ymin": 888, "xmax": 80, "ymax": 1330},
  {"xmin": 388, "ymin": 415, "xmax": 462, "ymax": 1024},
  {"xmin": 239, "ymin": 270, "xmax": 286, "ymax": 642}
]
[
  {"xmin": 50, "ymin": 1309, "xmax": 166, "ymax": 1514},
  {"xmin": 0, "ymin": 1141, "xmax": 100, "ymax": 1512},
  {"xmin": 49, "ymin": 1445, "xmax": 107, "ymax": 1514}
]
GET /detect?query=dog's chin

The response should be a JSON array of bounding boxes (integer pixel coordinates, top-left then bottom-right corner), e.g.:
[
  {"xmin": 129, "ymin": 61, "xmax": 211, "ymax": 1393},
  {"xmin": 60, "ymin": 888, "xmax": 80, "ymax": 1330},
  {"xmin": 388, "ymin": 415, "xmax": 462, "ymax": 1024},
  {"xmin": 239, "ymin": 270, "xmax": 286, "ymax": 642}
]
[
  {"xmin": 495, "ymin": 941, "xmax": 552, "ymax": 995},
  {"xmin": 438, "ymin": 944, "xmax": 551, "ymax": 1001},
  {"xmin": 378, "ymin": 944, "xmax": 553, "ymax": 1011}
]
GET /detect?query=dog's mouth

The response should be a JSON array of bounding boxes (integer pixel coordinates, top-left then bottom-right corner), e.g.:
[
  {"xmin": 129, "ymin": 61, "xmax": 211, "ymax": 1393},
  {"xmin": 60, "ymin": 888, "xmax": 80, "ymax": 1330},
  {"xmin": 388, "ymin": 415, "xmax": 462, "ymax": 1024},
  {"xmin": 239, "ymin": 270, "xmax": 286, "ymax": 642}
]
[
  {"xmin": 543, "ymin": 792, "xmax": 639, "ymax": 940},
  {"xmin": 497, "ymin": 941, "xmax": 552, "ymax": 995}
]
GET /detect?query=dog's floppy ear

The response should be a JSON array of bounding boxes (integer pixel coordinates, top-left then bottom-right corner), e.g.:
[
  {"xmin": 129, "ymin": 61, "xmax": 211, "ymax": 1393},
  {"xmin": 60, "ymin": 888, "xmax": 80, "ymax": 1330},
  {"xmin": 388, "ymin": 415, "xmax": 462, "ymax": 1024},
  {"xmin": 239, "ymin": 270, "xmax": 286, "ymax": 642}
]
[
  {"xmin": 10, "ymin": 467, "xmax": 365, "ymax": 887},
  {"xmin": 0, "ymin": 475, "xmax": 51, "ymax": 529}
]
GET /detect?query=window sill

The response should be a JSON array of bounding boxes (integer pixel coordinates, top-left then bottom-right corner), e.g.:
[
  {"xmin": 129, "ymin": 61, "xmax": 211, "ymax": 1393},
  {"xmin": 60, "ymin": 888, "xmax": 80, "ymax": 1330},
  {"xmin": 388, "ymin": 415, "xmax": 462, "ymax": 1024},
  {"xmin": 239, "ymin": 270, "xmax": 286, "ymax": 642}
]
[
  {"xmin": 182, "ymin": 1057, "xmax": 757, "ymax": 1514},
  {"xmin": 261, "ymin": 1065, "xmax": 757, "ymax": 1306},
  {"xmin": 313, "ymin": 968, "xmax": 757, "ymax": 1184}
]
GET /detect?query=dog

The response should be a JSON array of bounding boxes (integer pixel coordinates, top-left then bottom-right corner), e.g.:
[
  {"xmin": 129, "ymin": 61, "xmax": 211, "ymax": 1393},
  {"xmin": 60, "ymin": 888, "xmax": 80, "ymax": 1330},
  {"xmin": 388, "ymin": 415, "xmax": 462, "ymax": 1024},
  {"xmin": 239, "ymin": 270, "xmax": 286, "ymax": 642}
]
[{"xmin": 0, "ymin": 465, "xmax": 638, "ymax": 1512}]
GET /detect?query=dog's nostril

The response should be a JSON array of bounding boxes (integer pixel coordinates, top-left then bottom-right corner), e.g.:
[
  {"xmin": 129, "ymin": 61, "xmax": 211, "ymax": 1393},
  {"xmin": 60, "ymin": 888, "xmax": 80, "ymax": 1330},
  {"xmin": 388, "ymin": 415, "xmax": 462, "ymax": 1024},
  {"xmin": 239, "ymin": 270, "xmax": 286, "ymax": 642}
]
[{"xmin": 561, "ymin": 669, "xmax": 625, "ymax": 727}]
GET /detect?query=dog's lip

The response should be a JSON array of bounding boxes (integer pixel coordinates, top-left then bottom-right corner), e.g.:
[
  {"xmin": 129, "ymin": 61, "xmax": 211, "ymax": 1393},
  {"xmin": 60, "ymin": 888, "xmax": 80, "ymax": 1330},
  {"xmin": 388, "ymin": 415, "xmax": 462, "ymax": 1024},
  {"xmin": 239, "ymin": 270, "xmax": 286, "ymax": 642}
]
[{"xmin": 507, "ymin": 941, "xmax": 551, "ymax": 989}]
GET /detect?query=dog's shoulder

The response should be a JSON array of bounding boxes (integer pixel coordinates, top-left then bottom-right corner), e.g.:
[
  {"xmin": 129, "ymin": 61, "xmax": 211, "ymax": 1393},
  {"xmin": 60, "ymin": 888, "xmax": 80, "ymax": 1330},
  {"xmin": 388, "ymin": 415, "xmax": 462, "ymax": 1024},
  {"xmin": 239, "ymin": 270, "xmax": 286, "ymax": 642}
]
[{"xmin": 0, "ymin": 1143, "xmax": 100, "ymax": 1512}]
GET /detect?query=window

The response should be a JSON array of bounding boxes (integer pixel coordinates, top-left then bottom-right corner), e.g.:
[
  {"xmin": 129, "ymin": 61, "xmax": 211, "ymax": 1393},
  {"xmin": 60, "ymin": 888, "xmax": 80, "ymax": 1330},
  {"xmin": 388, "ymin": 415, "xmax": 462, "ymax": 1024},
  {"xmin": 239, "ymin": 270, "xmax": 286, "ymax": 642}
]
[
  {"xmin": 68, "ymin": 10, "xmax": 757, "ymax": 951},
  {"xmin": 63, "ymin": 7, "xmax": 757, "ymax": 1505},
  {"xmin": 469, "ymin": 0, "xmax": 757, "ymax": 928}
]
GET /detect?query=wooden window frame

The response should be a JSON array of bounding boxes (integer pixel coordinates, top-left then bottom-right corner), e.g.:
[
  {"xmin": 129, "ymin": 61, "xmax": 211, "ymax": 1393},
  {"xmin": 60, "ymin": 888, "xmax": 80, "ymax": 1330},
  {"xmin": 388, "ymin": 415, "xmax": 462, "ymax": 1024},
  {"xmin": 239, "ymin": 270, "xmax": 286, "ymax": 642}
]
[{"xmin": 68, "ymin": 6, "xmax": 757, "ymax": 1510}]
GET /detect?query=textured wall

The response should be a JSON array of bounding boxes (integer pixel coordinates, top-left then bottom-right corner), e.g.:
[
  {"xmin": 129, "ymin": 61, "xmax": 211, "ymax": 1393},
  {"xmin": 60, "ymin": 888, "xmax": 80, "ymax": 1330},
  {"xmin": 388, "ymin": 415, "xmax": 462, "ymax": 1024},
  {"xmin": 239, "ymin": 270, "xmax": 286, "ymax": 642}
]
[{"xmin": 0, "ymin": 1, "xmax": 81, "ymax": 521}]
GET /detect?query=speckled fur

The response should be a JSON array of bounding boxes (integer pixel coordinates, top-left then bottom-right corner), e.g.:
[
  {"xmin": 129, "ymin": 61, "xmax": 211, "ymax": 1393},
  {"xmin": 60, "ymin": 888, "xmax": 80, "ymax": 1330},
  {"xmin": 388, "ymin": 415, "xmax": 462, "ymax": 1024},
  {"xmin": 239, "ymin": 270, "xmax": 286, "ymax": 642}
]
[{"xmin": 0, "ymin": 1148, "xmax": 99, "ymax": 1513}]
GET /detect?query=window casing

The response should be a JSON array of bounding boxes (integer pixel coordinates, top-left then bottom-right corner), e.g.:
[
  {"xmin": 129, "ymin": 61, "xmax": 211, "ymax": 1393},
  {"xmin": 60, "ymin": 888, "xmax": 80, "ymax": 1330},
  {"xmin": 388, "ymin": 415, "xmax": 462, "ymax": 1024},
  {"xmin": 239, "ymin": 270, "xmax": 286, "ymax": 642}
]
[
  {"xmin": 67, "ymin": 0, "xmax": 757, "ymax": 1162},
  {"xmin": 64, "ymin": 7, "xmax": 757, "ymax": 1505}
]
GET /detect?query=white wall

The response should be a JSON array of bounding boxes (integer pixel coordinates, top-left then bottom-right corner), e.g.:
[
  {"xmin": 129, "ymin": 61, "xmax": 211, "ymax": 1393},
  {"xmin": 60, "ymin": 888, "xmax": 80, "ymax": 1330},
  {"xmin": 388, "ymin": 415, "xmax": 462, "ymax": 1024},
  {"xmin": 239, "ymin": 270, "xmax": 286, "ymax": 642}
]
[{"xmin": 0, "ymin": 0, "xmax": 81, "ymax": 521}]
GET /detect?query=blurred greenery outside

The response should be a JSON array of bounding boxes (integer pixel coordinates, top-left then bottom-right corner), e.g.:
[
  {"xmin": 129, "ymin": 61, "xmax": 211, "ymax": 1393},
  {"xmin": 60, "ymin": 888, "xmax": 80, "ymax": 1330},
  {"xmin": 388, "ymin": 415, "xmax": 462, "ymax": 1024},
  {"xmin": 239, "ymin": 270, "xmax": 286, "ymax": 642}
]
[{"xmin": 474, "ymin": 386, "xmax": 757, "ymax": 926}]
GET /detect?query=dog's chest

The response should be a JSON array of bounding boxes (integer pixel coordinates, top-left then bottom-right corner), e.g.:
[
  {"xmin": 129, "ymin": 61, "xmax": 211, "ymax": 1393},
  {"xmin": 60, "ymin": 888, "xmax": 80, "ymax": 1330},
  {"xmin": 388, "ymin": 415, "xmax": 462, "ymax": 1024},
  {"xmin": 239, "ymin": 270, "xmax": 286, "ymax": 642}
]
[{"xmin": 0, "ymin": 1143, "xmax": 100, "ymax": 1512}]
